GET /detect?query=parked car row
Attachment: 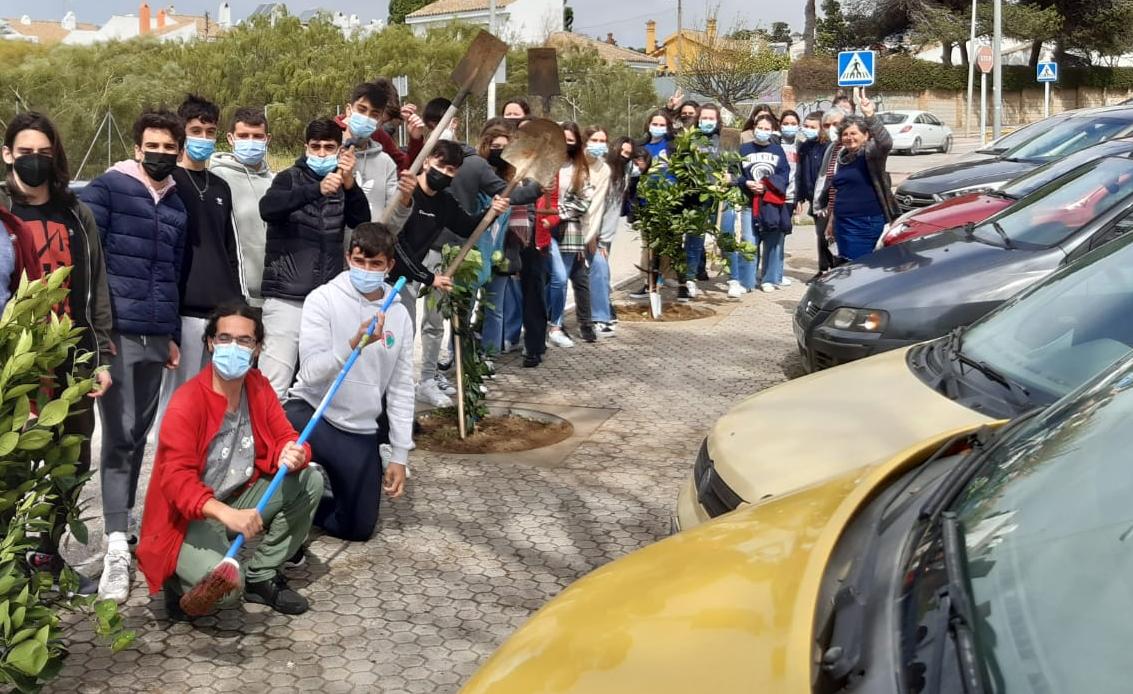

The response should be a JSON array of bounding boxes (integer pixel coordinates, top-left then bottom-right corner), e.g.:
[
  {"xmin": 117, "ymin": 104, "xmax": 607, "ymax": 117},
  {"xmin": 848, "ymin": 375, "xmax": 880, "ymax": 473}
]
[{"xmin": 458, "ymin": 106, "xmax": 1133, "ymax": 693}]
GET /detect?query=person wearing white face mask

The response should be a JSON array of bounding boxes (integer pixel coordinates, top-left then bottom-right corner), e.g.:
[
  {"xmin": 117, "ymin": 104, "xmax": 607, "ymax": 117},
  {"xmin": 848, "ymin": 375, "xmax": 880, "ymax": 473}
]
[
  {"xmin": 211, "ymin": 107, "xmax": 275, "ymax": 308},
  {"xmin": 285, "ymin": 223, "xmax": 415, "ymax": 542}
]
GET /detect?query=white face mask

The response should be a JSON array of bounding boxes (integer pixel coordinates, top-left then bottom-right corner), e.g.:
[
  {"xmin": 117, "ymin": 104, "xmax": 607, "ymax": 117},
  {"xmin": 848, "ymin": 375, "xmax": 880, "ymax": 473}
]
[
  {"xmin": 439, "ymin": 128, "xmax": 456, "ymax": 141},
  {"xmin": 828, "ymin": 125, "xmax": 841, "ymax": 142}
]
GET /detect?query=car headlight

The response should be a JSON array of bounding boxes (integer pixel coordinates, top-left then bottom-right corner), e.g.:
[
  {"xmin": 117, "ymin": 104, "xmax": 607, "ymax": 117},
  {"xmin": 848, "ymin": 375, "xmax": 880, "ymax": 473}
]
[
  {"xmin": 935, "ymin": 181, "xmax": 1007, "ymax": 201},
  {"xmin": 826, "ymin": 307, "xmax": 889, "ymax": 333}
]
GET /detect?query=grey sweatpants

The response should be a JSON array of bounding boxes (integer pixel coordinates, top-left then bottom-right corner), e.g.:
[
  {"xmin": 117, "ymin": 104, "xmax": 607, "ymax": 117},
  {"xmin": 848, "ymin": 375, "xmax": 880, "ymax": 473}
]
[
  {"xmin": 418, "ymin": 250, "xmax": 446, "ymax": 384},
  {"xmin": 98, "ymin": 333, "xmax": 171, "ymax": 534},
  {"xmin": 259, "ymin": 297, "xmax": 305, "ymax": 399},
  {"xmin": 153, "ymin": 315, "xmax": 209, "ymax": 437}
]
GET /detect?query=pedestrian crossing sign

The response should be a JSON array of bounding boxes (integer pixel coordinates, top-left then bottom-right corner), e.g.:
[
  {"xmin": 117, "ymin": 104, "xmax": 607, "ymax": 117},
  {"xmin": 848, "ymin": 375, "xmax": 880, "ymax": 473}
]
[
  {"xmin": 838, "ymin": 50, "xmax": 876, "ymax": 87},
  {"xmin": 1037, "ymin": 61, "xmax": 1058, "ymax": 83}
]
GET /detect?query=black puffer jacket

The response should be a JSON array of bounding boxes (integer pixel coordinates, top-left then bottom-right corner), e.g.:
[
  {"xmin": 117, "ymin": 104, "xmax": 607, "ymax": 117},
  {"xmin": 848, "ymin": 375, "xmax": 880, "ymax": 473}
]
[{"xmin": 259, "ymin": 156, "xmax": 370, "ymax": 301}]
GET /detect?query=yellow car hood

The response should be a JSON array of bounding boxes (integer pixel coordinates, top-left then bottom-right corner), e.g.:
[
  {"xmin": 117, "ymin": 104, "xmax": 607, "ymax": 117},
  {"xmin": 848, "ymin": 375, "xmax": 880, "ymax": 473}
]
[
  {"xmin": 711, "ymin": 346, "xmax": 992, "ymax": 505},
  {"xmin": 461, "ymin": 431, "xmax": 981, "ymax": 694}
]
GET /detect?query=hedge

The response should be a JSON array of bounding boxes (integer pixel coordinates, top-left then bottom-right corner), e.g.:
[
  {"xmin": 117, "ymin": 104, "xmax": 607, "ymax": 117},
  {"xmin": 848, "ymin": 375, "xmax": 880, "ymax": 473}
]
[{"xmin": 789, "ymin": 55, "xmax": 1133, "ymax": 93}]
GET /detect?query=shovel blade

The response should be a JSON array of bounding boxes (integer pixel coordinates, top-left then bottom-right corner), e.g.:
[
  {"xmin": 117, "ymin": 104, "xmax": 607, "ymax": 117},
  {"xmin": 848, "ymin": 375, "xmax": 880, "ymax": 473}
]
[
  {"xmin": 528, "ymin": 47, "xmax": 561, "ymax": 99},
  {"xmin": 649, "ymin": 292, "xmax": 663, "ymax": 320},
  {"xmin": 719, "ymin": 127, "xmax": 743, "ymax": 153},
  {"xmin": 452, "ymin": 30, "xmax": 509, "ymax": 98},
  {"xmin": 501, "ymin": 118, "xmax": 567, "ymax": 188}
]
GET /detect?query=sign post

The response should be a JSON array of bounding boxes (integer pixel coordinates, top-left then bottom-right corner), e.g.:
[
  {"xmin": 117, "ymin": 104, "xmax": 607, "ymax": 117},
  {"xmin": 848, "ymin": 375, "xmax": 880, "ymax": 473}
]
[
  {"xmin": 393, "ymin": 75, "xmax": 410, "ymax": 147},
  {"xmin": 1037, "ymin": 60, "xmax": 1058, "ymax": 118},
  {"xmin": 837, "ymin": 50, "xmax": 876, "ymax": 90},
  {"xmin": 976, "ymin": 46, "xmax": 993, "ymax": 145}
]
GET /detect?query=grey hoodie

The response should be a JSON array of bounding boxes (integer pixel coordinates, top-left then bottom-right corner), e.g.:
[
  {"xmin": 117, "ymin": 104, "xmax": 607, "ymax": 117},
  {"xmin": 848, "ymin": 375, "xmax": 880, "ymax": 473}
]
[
  {"xmin": 352, "ymin": 141, "xmax": 398, "ymax": 221},
  {"xmin": 209, "ymin": 151, "xmax": 273, "ymax": 306}
]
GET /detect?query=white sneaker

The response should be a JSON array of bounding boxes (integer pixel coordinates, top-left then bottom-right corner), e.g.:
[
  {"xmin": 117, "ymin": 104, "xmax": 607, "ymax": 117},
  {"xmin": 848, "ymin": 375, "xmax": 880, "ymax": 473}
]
[
  {"xmin": 98, "ymin": 548, "xmax": 132, "ymax": 604},
  {"xmin": 761, "ymin": 283, "xmax": 777, "ymax": 293},
  {"xmin": 547, "ymin": 329, "xmax": 575, "ymax": 349},
  {"xmin": 727, "ymin": 280, "xmax": 744, "ymax": 299},
  {"xmin": 417, "ymin": 381, "xmax": 453, "ymax": 408},
  {"xmin": 502, "ymin": 340, "xmax": 517, "ymax": 354},
  {"xmin": 778, "ymin": 277, "xmax": 793, "ymax": 287},
  {"xmin": 595, "ymin": 323, "xmax": 617, "ymax": 338},
  {"xmin": 434, "ymin": 373, "xmax": 456, "ymax": 395},
  {"xmin": 685, "ymin": 280, "xmax": 699, "ymax": 299}
]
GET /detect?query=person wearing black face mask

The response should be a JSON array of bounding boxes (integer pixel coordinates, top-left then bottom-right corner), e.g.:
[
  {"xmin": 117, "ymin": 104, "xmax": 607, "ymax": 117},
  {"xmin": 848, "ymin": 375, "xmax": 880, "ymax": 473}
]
[
  {"xmin": 78, "ymin": 110, "xmax": 190, "ymax": 603},
  {"xmin": 1, "ymin": 112, "xmax": 114, "ymax": 596}
]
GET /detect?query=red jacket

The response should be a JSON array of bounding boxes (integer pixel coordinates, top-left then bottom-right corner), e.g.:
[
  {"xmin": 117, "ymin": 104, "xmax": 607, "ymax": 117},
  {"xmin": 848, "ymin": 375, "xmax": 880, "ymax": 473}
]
[
  {"xmin": 136, "ymin": 365, "xmax": 311, "ymax": 594},
  {"xmin": 534, "ymin": 179, "xmax": 560, "ymax": 251},
  {"xmin": 332, "ymin": 115, "xmax": 424, "ymax": 172},
  {"xmin": 1, "ymin": 205, "xmax": 43, "ymax": 295}
]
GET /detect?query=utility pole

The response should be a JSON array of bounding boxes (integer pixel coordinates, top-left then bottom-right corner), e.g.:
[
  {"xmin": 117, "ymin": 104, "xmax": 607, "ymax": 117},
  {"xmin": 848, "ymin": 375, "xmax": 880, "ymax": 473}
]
[
  {"xmin": 965, "ymin": 0, "xmax": 977, "ymax": 137},
  {"xmin": 992, "ymin": 0, "xmax": 1002, "ymax": 138},
  {"xmin": 675, "ymin": 0, "xmax": 683, "ymax": 72},
  {"xmin": 487, "ymin": 0, "xmax": 497, "ymax": 117}
]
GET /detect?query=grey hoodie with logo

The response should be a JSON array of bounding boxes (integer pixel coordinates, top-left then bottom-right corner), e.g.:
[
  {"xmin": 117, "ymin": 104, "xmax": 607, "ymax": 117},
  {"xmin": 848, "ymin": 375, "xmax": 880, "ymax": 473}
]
[{"xmin": 209, "ymin": 151, "xmax": 273, "ymax": 306}]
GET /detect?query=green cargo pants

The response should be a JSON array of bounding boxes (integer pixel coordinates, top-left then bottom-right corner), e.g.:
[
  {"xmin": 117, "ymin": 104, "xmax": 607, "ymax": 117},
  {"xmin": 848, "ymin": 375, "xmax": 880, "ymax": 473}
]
[{"xmin": 173, "ymin": 466, "xmax": 324, "ymax": 609}]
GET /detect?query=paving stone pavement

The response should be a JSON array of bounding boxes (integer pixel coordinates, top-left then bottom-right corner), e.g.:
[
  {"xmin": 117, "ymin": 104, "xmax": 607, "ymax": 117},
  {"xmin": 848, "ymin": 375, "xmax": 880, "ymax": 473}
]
[{"xmin": 47, "ymin": 231, "xmax": 819, "ymax": 693}]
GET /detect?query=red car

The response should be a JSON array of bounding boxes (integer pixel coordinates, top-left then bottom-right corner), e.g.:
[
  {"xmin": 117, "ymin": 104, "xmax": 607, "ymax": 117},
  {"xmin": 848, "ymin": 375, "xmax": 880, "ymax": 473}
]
[{"xmin": 881, "ymin": 137, "xmax": 1133, "ymax": 247}]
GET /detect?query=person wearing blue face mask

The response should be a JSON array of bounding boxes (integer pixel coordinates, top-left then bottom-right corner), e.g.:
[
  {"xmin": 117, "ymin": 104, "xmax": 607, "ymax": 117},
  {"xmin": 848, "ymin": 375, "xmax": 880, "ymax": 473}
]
[
  {"xmin": 628, "ymin": 110, "xmax": 675, "ymax": 299},
  {"xmin": 738, "ymin": 113, "xmax": 791, "ymax": 293},
  {"xmin": 158, "ymin": 94, "xmax": 244, "ymax": 436},
  {"xmin": 257, "ymin": 117, "xmax": 377, "ymax": 398},
  {"xmin": 211, "ymin": 107, "xmax": 275, "ymax": 309},
  {"xmin": 285, "ymin": 222, "xmax": 416, "ymax": 542},
  {"xmin": 335, "ymin": 82, "xmax": 399, "ymax": 224}
]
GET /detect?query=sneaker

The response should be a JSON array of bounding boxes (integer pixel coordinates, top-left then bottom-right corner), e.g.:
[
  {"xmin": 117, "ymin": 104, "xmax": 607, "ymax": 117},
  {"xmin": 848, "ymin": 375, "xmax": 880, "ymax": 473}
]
[
  {"xmin": 579, "ymin": 328, "xmax": 598, "ymax": 343},
  {"xmin": 244, "ymin": 573, "xmax": 309, "ymax": 615},
  {"xmin": 595, "ymin": 323, "xmax": 617, "ymax": 338},
  {"xmin": 760, "ymin": 283, "xmax": 777, "ymax": 293},
  {"xmin": 685, "ymin": 280, "xmax": 699, "ymax": 299},
  {"xmin": 98, "ymin": 548, "xmax": 132, "ymax": 604},
  {"xmin": 284, "ymin": 546, "xmax": 308, "ymax": 569},
  {"xmin": 726, "ymin": 280, "xmax": 745, "ymax": 300},
  {"xmin": 628, "ymin": 285, "xmax": 649, "ymax": 300},
  {"xmin": 778, "ymin": 277, "xmax": 793, "ymax": 287},
  {"xmin": 697, "ymin": 269, "xmax": 711, "ymax": 282},
  {"xmin": 523, "ymin": 353, "xmax": 542, "ymax": 368},
  {"xmin": 677, "ymin": 286, "xmax": 690, "ymax": 303},
  {"xmin": 502, "ymin": 340, "xmax": 517, "ymax": 354},
  {"xmin": 434, "ymin": 373, "xmax": 456, "ymax": 395},
  {"xmin": 547, "ymin": 329, "xmax": 575, "ymax": 349},
  {"xmin": 416, "ymin": 380, "xmax": 453, "ymax": 408},
  {"xmin": 482, "ymin": 359, "xmax": 496, "ymax": 379},
  {"xmin": 27, "ymin": 551, "xmax": 97, "ymax": 596}
]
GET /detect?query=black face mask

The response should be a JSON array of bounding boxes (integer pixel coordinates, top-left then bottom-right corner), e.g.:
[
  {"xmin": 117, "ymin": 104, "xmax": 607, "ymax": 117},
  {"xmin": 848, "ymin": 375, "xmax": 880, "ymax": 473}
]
[
  {"xmin": 13, "ymin": 153, "xmax": 52, "ymax": 188},
  {"xmin": 488, "ymin": 150, "xmax": 506, "ymax": 168},
  {"xmin": 504, "ymin": 117, "xmax": 524, "ymax": 127},
  {"xmin": 566, "ymin": 144, "xmax": 580, "ymax": 157},
  {"xmin": 426, "ymin": 167, "xmax": 453, "ymax": 193},
  {"xmin": 141, "ymin": 151, "xmax": 178, "ymax": 181}
]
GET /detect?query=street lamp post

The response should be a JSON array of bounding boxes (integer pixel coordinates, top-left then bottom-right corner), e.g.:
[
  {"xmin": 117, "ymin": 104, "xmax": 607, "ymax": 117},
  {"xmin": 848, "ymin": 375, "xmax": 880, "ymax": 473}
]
[
  {"xmin": 992, "ymin": 0, "xmax": 1002, "ymax": 138},
  {"xmin": 487, "ymin": 0, "xmax": 498, "ymax": 117},
  {"xmin": 965, "ymin": 0, "xmax": 977, "ymax": 137}
]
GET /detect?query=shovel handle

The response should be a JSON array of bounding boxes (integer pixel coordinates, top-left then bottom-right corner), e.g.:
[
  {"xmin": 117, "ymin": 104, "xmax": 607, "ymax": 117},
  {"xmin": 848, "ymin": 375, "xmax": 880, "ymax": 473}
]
[{"xmin": 442, "ymin": 162, "xmax": 532, "ymax": 278}]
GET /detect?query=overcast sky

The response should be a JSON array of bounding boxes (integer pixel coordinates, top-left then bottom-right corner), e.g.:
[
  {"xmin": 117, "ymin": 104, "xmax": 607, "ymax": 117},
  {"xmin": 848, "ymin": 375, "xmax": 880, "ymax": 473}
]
[{"xmin": 0, "ymin": 0, "xmax": 804, "ymax": 46}]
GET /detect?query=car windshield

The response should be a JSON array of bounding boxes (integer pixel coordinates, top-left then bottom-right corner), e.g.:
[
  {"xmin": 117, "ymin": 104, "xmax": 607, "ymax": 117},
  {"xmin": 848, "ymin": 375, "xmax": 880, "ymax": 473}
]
[
  {"xmin": 961, "ymin": 234, "xmax": 1133, "ymax": 399},
  {"xmin": 978, "ymin": 117, "xmax": 1064, "ymax": 154},
  {"xmin": 948, "ymin": 363, "xmax": 1133, "ymax": 692},
  {"xmin": 1001, "ymin": 115, "xmax": 1133, "ymax": 162},
  {"xmin": 972, "ymin": 156, "xmax": 1133, "ymax": 248},
  {"xmin": 999, "ymin": 143, "xmax": 1133, "ymax": 199},
  {"xmin": 880, "ymin": 112, "xmax": 908, "ymax": 125}
]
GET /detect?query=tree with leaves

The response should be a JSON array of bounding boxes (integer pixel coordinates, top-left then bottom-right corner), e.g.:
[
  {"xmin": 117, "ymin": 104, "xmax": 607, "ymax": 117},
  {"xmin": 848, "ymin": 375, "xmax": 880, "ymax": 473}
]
[
  {"xmin": 676, "ymin": 18, "xmax": 790, "ymax": 115},
  {"xmin": 816, "ymin": 0, "xmax": 858, "ymax": 54},
  {"xmin": 388, "ymin": 0, "xmax": 431, "ymax": 24}
]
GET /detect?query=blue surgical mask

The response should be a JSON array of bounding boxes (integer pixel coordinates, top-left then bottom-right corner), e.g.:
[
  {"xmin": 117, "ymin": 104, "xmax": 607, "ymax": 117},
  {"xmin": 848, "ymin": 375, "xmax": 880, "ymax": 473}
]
[
  {"xmin": 754, "ymin": 130, "xmax": 772, "ymax": 144},
  {"xmin": 349, "ymin": 265, "xmax": 386, "ymax": 294},
  {"xmin": 347, "ymin": 112, "xmax": 378, "ymax": 139},
  {"xmin": 781, "ymin": 125, "xmax": 799, "ymax": 138},
  {"xmin": 185, "ymin": 137, "xmax": 216, "ymax": 162},
  {"xmin": 306, "ymin": 154, "xmax": 339, "ymax": 178},
  {"xmin": 698, "ymin": 121, "xmax": 716, "ymax": 134},
  {"xmin": 649, "ymin": 126, "xmax": 668, "ymax": 139},
  {"xmin": 586, "ymin": 143, "xmax": 608, "ymax": 158},
  {"xmin": 801, "ymin": 127, "xmax": 819, "ymax": 141},
  {"xmin": 233, "ymin": 139, "xmax": 268, "ymax": 166},
  {"xmin": 212, "ymin": 343, "xmax": 254, "ymax": 381}
]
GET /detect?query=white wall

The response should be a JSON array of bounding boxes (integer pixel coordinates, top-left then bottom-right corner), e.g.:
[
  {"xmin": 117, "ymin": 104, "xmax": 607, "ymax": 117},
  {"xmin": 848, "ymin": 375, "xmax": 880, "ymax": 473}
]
[{"xmin": 407, "ymin": 0, "xmax": 563, "ymax": 44}]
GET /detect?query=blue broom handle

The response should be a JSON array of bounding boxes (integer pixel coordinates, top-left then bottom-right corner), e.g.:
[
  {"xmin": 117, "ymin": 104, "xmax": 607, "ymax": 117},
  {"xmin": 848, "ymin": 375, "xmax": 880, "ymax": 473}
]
[{"xmin": 225, "ymin": 277, "xmax": 407, "ymax": 558}]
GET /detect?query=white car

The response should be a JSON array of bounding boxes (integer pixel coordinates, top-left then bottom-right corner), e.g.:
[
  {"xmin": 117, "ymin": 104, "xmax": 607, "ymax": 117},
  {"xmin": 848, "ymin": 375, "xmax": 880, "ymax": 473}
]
[{"xmin": 880, "ymin": 110, "xmax": 953, "ymax": 155}]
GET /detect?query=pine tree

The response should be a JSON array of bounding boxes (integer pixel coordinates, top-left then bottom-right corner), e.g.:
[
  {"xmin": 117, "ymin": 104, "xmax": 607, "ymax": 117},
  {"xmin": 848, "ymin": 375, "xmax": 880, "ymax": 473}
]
[
  {"xmin": 388, "ymin": 0, "xmax": 431, "ymax": 25},
  {"xmin": 816, "ymin": 0, "xmax": 853, "ymax": 54}
]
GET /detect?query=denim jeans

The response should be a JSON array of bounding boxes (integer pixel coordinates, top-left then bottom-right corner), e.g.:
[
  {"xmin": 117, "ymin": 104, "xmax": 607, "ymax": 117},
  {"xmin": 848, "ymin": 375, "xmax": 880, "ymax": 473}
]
[
  {"xmin": 756, "ymin": 227, "xmax": 785, "ymax": 285},
  {"xmin": 589, "ymin": 244, "xmax": 613, "ymax": 323},
  {"xmin": 724, "ymin": 206, "xmax": 757, "ymax": 290},
  {"xmin": 481, "ymin": 274, "xmax": 523, "ymax": 353},
  {"xmin": 546, "ymin": 238, "xmax": 592, "ymax": 330},
  {"xmin": 684, "ymin": 234, "xmax": 705, "ymax": 281}
]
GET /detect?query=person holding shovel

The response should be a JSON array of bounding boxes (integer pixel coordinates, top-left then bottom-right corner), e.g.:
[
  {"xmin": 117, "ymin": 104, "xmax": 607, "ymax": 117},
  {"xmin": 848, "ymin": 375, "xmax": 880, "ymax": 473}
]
[{"xmin": 137, "ymin": 303, "xmax": 321, "ymax": 618}]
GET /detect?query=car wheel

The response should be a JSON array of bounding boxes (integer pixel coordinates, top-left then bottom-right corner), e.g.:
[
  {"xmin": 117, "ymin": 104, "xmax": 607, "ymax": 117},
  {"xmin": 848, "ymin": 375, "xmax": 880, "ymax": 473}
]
[
  {"xmin": 909, "ymin": 137, "xmax": 922, "ymax": 155},
  {"xmin": 940, "ymin": 135, "xmax": 952, "ymax": 153}
]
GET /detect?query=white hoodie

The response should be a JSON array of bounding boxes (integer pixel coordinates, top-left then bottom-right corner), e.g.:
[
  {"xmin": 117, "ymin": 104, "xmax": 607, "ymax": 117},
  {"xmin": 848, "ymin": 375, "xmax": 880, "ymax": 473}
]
[{"xmin": 288, "ymin": 272, "xmax": 415, "ymax": 464}]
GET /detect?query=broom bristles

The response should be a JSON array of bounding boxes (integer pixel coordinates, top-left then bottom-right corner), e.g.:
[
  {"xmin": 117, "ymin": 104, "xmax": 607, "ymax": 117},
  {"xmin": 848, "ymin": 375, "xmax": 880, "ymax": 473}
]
[{"xmin": 180, "ymin": 557, "xmax": 240, "ymax": 617}]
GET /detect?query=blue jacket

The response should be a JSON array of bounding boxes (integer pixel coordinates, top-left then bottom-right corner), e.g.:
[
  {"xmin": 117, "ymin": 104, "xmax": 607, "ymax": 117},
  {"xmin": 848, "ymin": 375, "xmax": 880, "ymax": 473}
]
[
  {"xmin": 738, "ymin": 140, "xmax": 792, "ymax": 233},
  {"xmin": 80, "ymin": 165, "xmax": 187, "ymax": 340},
  {"xmin": 795, "ymin": 139, "xmax": 827, "ymax": 209}
]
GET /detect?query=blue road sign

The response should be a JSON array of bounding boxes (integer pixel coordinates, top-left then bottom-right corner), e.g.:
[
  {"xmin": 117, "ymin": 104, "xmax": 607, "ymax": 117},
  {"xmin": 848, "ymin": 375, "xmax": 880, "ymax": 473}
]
[
  {"xmin": 838, "ymin": 51, "xmax": 876, "ymax": 88},
  {"xmin": 1037, "ymin": 61, "xmax": 1058, "ymax": 83}
]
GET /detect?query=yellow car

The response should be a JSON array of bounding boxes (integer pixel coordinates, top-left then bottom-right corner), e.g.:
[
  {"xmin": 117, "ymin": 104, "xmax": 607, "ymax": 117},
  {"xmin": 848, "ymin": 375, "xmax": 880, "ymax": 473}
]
[
  {"xmin": 677, "ymin": 230, "xmax": 1133, "ymax": 531},
  {"xmin": 464, "ymin": 354, "xmax": 1133, "ymax": 692}
]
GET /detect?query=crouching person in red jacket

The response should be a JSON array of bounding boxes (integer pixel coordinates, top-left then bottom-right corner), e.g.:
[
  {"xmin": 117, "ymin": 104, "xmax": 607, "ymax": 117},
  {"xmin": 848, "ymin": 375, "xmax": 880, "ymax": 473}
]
[{"xmin": 137, "ymin": 303, "xmax": 323, "ymax": 619}]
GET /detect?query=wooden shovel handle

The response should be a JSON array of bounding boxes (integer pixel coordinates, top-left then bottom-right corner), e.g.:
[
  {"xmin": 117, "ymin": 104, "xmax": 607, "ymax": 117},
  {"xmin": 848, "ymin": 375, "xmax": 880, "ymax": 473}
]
[{"xmin": 442, "ymin": 159, "xmax": 534, "ymax": 278}]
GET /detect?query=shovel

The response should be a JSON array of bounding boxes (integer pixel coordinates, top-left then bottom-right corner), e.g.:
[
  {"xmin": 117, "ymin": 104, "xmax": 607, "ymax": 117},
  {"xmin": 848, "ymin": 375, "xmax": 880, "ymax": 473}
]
[
  {"xmin": 528, "ymin": 47, "xmax": 561, "ymax": 118},
  {"xmin": 647, "ymin": 248, "xmax": 662, "ymax": 319},
  {"xmin": 381, "ymin": 30, "xmax": 508, "ymax": 224},
  {"xmin": 442, "ymin": 118, "xmax": 567, "ymax": 278}
]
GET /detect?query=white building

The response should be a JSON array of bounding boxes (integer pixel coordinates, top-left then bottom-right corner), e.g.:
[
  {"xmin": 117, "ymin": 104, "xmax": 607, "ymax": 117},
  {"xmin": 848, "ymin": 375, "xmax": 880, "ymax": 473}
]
[
  {"xmin": 0, "ymin": 13, "xmax": 98, "ymax": 44},
  {"xmin": 63, "ymin": 3, "xmax": 226, "ymax": 46},
  {"xmin": 405, "ymin": 0, "xmax": 564, "ymax": 45}
]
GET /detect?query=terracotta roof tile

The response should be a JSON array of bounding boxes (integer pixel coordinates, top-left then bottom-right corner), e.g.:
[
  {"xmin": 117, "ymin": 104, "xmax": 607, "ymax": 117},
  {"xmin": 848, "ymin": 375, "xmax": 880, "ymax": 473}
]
[
  {"xmin": 547, "ymin": 32, "xmax": 660, "ymax": 66},
  {"xmin": 407, "ymin": 0, "xmax": 520, "ymax": 19},
  {"xmin": 1, "ymin": 18, "xmax": 98, "ymax": 45}
]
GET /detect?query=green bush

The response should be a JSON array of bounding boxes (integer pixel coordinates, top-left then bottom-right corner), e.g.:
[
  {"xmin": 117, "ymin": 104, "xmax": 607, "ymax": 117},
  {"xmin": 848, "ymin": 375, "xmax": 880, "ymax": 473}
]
[{"xmin": 0, "ymin": 268, "xmax": 133, "ymax": 692}]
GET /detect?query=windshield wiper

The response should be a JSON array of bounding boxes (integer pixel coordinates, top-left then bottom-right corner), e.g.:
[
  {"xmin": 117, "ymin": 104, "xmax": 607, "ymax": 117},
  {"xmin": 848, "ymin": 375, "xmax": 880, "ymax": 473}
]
[
  {"xmin": 938, "ymin": 513, "xmax": 990, "ymax": 694},
  {"xmin": 990, "ymin": 221, "xmax": 1014, "ymax": 248},
  {"xmin": 956, "ymin": 352, "xmax": 1030, "ymax": 403}
]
